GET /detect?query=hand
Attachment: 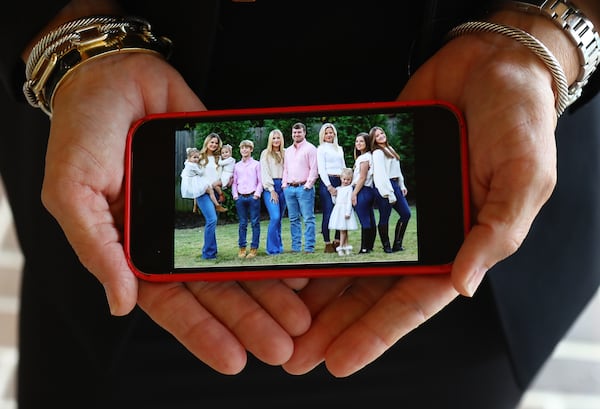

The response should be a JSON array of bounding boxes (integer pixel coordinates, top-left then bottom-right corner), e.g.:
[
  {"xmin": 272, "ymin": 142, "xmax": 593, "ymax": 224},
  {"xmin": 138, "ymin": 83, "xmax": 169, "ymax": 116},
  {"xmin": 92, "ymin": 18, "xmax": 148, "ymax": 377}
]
[
  {"xmin": 41, "ymin": 53, "xmax": 311, "ymax": 373},
  {"xmin": 283, "ymin": 30, "xmax": 556, "ymax": 377}
]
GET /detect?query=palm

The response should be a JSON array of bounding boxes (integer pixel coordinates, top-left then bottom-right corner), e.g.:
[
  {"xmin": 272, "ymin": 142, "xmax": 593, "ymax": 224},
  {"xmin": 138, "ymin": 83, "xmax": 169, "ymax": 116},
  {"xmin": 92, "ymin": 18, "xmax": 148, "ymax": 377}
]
[
  {"xmin": 284, "ymin": 35, "xmax": 558, "ymax": 377},
  {"xmin": 43, "ymin": 53, "xmax": 311, "ymax": 374}
]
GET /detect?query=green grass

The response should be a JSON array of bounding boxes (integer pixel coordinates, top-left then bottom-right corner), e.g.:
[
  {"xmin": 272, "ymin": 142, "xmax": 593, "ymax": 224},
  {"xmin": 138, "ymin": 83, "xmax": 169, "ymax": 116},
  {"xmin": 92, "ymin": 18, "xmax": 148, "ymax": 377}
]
[{"xmin": 175, "ymin": 207, "xmax": 417, "ymax": 269}]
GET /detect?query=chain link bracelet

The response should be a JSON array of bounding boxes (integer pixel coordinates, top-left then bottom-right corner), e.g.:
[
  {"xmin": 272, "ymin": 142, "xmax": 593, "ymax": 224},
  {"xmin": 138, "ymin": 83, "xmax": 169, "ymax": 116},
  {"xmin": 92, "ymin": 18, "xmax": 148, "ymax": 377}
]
[
  {"xmin": 446, "ymin": 20, "xmax": 569, "ymax": 117},
  {"xmin": 23, "ymin": 16, "xmax": 172, "ymax": 117}
]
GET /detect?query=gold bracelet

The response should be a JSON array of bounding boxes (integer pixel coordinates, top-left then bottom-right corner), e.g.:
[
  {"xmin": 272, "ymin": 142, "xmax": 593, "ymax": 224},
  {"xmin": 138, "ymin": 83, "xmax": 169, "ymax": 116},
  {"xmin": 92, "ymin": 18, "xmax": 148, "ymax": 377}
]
[
  {"xmin": 447, "ymin": 20, "xmax": 569, "ymax": 117},
  {"xmin": 23, "ymin": 16, "xmax": 172, "ymax": 117}
]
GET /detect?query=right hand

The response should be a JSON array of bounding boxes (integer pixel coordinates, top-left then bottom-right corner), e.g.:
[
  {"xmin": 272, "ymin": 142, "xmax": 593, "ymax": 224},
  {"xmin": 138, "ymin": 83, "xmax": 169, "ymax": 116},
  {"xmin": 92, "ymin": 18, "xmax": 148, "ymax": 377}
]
[{"xmin": 41, "ymin": 53, "xmax": 311, "ymax": 374}]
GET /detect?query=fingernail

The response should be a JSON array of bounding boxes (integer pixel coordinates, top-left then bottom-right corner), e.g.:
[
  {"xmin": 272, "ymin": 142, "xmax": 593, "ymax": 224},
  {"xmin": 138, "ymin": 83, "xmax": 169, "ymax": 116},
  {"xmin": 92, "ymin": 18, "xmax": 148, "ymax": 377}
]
[{"xmin": 466, "ymin": 267, "xmax": 487, "ymax": 297}]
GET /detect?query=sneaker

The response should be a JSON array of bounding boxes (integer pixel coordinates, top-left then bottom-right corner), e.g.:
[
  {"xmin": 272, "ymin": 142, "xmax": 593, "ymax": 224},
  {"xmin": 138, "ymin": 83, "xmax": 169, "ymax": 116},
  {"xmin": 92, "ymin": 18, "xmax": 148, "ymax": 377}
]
[
  {"xmin": 344, "ymin": 245, "xmax": 353, "ymax": 255},
  {"xmin": 336, "ymin": 246, "xmax": 345, "ymax": 256}
]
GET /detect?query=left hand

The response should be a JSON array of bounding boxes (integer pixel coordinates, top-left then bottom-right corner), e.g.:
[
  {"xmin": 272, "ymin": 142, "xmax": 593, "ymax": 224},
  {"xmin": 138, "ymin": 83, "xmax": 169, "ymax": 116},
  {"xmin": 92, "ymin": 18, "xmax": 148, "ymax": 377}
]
[{"xmin": 283, "ymin": 29, "xmax": 557, "ymax": 376}]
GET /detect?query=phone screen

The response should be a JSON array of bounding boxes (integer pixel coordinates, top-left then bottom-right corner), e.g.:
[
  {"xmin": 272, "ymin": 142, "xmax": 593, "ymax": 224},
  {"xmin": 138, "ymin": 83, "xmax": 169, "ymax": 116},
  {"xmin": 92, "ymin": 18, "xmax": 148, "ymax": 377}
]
[{"xmin": 125, "ymin": 101, "xmax": 470, "ymax": 281}]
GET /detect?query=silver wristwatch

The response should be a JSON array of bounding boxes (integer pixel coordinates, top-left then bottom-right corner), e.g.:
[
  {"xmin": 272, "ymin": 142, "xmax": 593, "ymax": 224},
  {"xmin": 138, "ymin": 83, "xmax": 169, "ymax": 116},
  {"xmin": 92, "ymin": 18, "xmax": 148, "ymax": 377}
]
[{"xmin": 508, "ymin": 0, "xmax": 600, "ymax": 109}]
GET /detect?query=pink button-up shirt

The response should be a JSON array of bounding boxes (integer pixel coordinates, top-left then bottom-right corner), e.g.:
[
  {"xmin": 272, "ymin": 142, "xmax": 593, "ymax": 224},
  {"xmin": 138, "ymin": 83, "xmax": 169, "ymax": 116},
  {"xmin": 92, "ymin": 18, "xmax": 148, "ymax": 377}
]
[
  {"xmin": 232, "ymin": 157, "xmax": 263, "ymax": 198},
  {"xmin": 282, "ymin": 139, "xmax": 318, "ymax": 188}
]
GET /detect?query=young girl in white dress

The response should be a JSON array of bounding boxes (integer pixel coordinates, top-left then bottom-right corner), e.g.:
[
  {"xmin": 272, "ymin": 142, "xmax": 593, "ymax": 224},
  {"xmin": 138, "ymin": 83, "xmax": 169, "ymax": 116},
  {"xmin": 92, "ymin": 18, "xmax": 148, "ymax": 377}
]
[
  {"xmin": 181, "ymin": 147, "xmax": 227, "ymax": 213},
  {"xmin": 328, "ymin": 167, "xmax": 358, "ymax": 255}
]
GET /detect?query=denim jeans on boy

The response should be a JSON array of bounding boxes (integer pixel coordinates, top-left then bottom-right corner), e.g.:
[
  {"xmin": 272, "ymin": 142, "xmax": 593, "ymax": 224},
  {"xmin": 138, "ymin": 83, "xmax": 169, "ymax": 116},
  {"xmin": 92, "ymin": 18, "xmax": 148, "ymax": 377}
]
[
  {"xmin": 195, "ymin": 194, "xmax": 218, "ymax": 259},
  {"xmin": 283, "ymin": 185, "xmax": 315, "ymax": 253},
  {"xmin": 235, "ymin": 195, "xmax": 261, "ymax": 249},
  {"xmin": 263, "ymin": 178, "xmax": 285, "ymax": 254}
]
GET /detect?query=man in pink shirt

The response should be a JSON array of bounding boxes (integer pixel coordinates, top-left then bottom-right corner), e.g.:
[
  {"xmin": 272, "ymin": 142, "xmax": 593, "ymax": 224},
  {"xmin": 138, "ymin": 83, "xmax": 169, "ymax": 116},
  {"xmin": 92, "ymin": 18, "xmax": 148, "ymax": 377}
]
[
  {"xmin": 232, "ymin": 140, "xmax": 263, "ymax": 258},
  {"xmin": 282, "ymin": 122, "xmax": 318, "ymax": 253}
]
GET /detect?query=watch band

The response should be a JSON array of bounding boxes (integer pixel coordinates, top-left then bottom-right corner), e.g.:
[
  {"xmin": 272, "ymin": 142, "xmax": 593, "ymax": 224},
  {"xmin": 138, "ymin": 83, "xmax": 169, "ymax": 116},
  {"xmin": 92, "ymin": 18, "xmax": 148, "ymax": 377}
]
[{"xmin": 507, "ymin": 0, "xmax": 600, "ymax": 109}]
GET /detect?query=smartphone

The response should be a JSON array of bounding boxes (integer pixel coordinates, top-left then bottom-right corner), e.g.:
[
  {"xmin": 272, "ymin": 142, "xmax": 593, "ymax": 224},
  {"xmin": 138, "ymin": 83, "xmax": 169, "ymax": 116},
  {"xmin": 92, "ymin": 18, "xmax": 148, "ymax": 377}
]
[{"xmin": 124, "ymin": 100, "xmax": 470, "ymax": 282}]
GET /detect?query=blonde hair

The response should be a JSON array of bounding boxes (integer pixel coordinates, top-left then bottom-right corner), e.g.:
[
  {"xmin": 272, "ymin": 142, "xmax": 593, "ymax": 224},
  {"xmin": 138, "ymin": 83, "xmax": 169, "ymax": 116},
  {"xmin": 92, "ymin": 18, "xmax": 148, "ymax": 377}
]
[
  {"xmin": 199, "ymin": 132, "xmax": 223, "ymax": 167},
  {"xmin": 340, "ymin": 167, "xmax": 353, "ymax": 179},
  {"xmin": 239, "ymin": 139, "xmax": 254, "ymax": 149},
  {"xmin": 318, "ymin": 122, "xmax": 340, "ymax": 147},
  {"xmin": 186, "ymin": 147, "xmax": 200, "ymax": 159},
  {"xmin": 221, "ymin": 144, "xmax": 232, "ymax": 153},
  {"xmin": 266, "ymin": 129, "xmax": 285, "ymax": 163}
]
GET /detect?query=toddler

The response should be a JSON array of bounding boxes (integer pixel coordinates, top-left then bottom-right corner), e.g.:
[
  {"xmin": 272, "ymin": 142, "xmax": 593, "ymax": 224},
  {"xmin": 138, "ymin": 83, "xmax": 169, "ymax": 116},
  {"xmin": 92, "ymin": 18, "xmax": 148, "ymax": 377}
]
[
  {"xmin": 328, "ymin": 167, "xmax": 358, "ymax": 255},
  {"xmin": 215, "ymin": 143, "xmax": 235, "ymax": 202}
]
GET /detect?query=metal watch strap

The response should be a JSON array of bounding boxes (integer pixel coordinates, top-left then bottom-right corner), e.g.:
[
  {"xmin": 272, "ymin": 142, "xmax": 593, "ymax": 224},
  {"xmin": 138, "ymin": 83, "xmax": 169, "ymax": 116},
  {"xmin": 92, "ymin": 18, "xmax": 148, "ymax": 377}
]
[{"xmin": 507, "ymin": 0, "xmax": 600, "ymax": 109}]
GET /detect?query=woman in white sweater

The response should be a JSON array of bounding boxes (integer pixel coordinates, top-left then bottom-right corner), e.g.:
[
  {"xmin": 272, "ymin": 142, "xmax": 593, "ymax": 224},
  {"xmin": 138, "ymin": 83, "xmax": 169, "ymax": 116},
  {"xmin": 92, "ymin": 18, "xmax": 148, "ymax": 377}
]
[
  {"xmin": 316, "ymin": 122, "xmax": 346, "ymax": 253},
  {"xmin": 370, "ymin": 126, "xmax": 411, "ymax": 253}
]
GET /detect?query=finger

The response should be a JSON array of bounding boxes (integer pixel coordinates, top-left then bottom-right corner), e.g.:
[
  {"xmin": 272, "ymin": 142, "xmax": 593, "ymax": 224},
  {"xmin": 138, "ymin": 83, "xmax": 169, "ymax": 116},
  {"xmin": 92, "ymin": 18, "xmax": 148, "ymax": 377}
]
[
  {"xmin": 297, "ymin": 276, "xmax": 354, "ymax": 316},
  {"xmin": 41, "ymin": 171, "xmax": 138, "ymax": 316},
  {"xmin": 240, "ymin": 279, "xmax": 312, "ymax": 336},
  {"xmin": 281, "ymin": 277, "xmax": 310, "ymax": 291},
  {"xmin": 137, "ymin": 280, "xmax": 247, "ymax": 374},
  {"xmin": 283, "ymin": 276, "xmax": 395, "ymax": 374},
  {"xmin": 322, "ymin": 275, "xmax": 457, "ymax": 377},
  {"xmin": 184, "ymin": 280, "xmax": 299, "ymax": 365},
  {"xmin": 285, "ymin": 275, "xmax": 457, "ymax": 377},
  {"xmin": 452, "ymin": 149, "xmax": 556, "ymax": 296}
]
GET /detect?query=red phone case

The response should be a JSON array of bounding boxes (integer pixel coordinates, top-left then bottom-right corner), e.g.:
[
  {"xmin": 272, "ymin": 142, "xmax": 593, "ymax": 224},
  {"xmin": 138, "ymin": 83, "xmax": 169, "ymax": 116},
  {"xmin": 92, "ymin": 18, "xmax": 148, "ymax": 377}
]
[{"xmin": 124, "ymin": 100, "xmax": 470, "ymax": 282}]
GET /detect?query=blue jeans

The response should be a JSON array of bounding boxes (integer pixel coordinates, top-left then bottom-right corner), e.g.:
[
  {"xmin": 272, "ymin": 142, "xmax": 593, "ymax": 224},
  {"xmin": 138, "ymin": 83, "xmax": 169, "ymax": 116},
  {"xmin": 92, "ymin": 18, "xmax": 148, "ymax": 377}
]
[
  {"xmin": 375, "ymin": 179, "xmax": 411, "ymax": 226},
  {"xmin": 263, "ymin": 179, "xmax": 285, "ymax": 254},
  {"xmin": 354, "ymin": 185, "xmax": 377, "ymax": 228},
  {"xmin": 195, "ymin": 194, "xmax": 218, "ymax": 259},
  {"xmin": 319, "ymin": 175, "xmax": 341, "ymax": 242},
  {"xmin": 235, "ymin": 195, "xmax": 261, "ymax": 249},
  {"xmin": 283, "ymin": 186, "xmax": 316, "ymax": 252}
]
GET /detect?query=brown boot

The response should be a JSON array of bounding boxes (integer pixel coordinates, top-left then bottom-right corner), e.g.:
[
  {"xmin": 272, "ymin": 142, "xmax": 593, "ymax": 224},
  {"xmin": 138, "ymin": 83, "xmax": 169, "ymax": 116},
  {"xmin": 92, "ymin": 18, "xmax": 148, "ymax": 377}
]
[
  {"xmin": 215, "ymin": 204, "xmax": 228, "ymax": 212},
  {"xmin": 238, "ymin": 247, "xmax": 247, "ymax": 258},
  {"xmin": 324, "ymin": 242, "xmax": 335, "ymax": 253},
  {"xmin": 246, "ymin": 248, "xmax": 258, "ymax": 259}
]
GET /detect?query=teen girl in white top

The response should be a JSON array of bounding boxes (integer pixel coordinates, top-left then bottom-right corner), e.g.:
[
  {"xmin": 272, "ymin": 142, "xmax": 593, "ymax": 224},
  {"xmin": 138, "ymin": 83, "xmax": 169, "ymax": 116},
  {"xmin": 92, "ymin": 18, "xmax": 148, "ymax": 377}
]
[
  {"xmin": 351, "ymin": 132, "xmax": 377, "ymax": 253},
  {"xmin": 370, "ymin": 126, "xmax": 411, "ymax": 253}
]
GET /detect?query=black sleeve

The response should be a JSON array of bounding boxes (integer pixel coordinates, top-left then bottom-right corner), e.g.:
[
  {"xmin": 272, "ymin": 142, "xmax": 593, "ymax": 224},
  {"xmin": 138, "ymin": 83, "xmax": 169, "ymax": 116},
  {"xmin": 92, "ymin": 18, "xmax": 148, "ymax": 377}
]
[{"xmin": 0, "ymin": 3, "xmax": 69, "ymax": 101}]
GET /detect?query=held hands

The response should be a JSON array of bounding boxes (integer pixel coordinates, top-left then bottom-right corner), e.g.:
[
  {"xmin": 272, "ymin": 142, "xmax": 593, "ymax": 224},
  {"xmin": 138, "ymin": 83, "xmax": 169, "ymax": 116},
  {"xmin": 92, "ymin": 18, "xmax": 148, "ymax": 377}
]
[
  {"xmin": 41, "ymin": 31, "xmax": 557, "ymax": 377},
  {"xmin": 283, "ymin": 32, "xmax": 557, "ymax": 376},
  {"xmin": 41, "ymin": 53, "xmax": 311, "ymax": 374}
]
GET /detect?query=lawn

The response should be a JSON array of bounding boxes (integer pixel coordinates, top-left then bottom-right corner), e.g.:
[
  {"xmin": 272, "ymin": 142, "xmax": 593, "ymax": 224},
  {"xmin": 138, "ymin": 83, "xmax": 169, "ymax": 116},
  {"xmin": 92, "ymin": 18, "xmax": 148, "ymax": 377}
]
[{"xmin": 174, "ymin": 207, "xmax": 418, "ymax": 271}]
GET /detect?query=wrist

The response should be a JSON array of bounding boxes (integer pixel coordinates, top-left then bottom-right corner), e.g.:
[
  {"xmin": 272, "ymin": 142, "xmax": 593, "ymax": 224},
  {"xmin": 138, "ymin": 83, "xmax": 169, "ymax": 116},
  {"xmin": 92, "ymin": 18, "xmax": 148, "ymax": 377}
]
[
  {"xmin": 489, "ymin": 1, "xmax": 600, "ymax": 111},
  {"xmin": 487, "ymin": 10, "xmax": 579, "ymax": 85},
  {"xmin": 21, "ymin": 0, "xmax": 122, "ymax": 62}
]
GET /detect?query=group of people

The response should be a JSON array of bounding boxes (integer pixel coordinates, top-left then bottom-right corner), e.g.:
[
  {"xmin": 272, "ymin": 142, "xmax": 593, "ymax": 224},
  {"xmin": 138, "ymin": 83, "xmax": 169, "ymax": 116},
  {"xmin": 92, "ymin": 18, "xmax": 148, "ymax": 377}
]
[{"xmin": 182, "ymin": 121, "xmax": 413, "ymax": 259}]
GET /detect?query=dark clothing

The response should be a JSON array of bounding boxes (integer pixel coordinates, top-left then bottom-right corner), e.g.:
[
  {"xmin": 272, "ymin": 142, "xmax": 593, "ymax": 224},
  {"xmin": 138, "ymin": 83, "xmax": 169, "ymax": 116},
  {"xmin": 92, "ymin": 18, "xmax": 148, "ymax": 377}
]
[{"xmin": 1, "ymin": 1, "xmax": 599, "ymax": 408}]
